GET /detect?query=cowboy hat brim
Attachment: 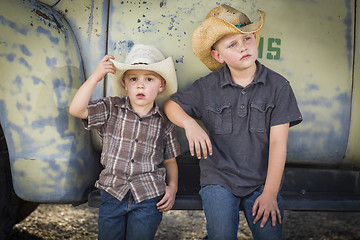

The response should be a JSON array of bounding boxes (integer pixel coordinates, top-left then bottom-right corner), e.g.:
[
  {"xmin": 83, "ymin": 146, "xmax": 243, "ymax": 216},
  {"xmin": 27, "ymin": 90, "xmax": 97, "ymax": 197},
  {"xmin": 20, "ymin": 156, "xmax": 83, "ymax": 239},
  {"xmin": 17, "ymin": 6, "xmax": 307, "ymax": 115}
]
[
  {"xmin": 192, "ymin": 9, "xmax": 265, "ymax": 71},
  {"xmin": 108, "ymin": 57, "xmax": 177, "ymax": 105}
]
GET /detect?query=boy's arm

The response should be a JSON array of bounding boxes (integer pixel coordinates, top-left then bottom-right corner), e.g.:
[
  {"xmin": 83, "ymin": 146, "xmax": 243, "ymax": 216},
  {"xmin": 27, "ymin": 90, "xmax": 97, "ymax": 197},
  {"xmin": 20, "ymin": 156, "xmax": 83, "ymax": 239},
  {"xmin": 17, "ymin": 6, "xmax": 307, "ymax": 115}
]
[
  {"xmin": 156, "ymin": 157, "xmax": 178, "ymax": 212},
  {"xmin": 69, "ymin": 55, "xmax": 115, "ymax": 119},
  {"xmin": 252, "ymin": 122, "xmax": 289, "ymax": 228},
  {"xmin": 164, "ymin": 100, "xmax": 212, "ymax": 159}
]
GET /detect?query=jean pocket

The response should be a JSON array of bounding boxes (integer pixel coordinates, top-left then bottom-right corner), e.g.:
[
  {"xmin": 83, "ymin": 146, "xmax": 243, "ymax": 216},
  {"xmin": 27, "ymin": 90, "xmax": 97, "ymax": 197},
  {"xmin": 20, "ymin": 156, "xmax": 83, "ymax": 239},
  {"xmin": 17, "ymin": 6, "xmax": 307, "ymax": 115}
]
[
  {"xmin": 249, "ymin": 102, "xmax": 274, "ymax": 132},
  {"xmin": 205, "ymin": 104, "xmax": 232, "ymax": 134},
  {"xmin": 100, "ymin": 190, "xmax": 119, "ymax": 205}
]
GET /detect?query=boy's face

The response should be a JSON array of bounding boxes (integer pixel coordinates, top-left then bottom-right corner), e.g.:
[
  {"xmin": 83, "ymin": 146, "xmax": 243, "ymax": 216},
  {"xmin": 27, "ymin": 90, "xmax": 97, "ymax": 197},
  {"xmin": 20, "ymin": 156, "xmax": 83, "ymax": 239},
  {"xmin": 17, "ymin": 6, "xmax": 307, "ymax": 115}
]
[
  {"xmin": 123, "ymin": 69, "xmax": 165, "ymax": 113},
  {"xmin": 211, "ymin": 33, "xmax": 257, "ymax": 72}
]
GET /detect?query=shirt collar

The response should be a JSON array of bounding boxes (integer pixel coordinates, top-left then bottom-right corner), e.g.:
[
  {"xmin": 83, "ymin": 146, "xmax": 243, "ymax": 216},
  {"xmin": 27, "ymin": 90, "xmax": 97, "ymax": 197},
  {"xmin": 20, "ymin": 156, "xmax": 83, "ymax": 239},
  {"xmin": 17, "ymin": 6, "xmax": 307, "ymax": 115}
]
[
  {"xmin": 116, "ymin": 96, "xmax": 164, "ymax": 118},
  {"xmin": 220, "ymin": 60, "xmax": 267, "ymax": 88}
]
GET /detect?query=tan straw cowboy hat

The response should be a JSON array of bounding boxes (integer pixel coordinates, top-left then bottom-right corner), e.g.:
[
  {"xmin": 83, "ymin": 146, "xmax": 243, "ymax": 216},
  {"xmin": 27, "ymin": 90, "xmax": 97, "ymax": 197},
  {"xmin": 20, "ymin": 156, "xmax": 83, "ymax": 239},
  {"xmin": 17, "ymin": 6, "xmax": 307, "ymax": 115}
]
[
  {"xmin": 192, "ymin": 4, "xmax": 266, "ymax": 71},
  {"xmin": 109, "ymin": 44, "xmax": 177, "ymax": 105}
]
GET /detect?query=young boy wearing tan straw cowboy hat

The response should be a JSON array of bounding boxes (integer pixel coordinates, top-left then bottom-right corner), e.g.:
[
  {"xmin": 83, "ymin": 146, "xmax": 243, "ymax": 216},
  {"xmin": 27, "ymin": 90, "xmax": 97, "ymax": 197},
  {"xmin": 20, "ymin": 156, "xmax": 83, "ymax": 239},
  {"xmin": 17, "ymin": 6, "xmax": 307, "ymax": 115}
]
[
  {"xmin": 69, "ymin": 44, "xmax": 180, "ymax": 240},
  {"xmin": 164, "ymin": 4, "xmax": 302, "ymax": 240}
]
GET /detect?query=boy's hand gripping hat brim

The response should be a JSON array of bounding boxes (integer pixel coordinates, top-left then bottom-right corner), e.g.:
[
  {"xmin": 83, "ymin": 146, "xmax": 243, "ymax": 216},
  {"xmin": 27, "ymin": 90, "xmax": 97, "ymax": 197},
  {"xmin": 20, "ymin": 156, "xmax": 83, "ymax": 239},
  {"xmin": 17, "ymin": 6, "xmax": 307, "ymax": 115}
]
[
  {"xmin": 108, "ymin": 44, "xmax": 178, "ymax": 106},
  {"xmin": 192, "ymin": 4, "xmax": 266, "ymax": 71}
]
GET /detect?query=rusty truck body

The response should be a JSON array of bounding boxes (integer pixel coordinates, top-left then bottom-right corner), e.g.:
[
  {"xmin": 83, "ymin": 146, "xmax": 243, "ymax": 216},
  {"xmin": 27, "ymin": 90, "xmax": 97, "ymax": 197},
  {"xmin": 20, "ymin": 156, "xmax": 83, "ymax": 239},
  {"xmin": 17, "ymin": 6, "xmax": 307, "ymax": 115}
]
[{"xmin": 1, "ymin": 0, "xmax": 360, "ymax": 236}]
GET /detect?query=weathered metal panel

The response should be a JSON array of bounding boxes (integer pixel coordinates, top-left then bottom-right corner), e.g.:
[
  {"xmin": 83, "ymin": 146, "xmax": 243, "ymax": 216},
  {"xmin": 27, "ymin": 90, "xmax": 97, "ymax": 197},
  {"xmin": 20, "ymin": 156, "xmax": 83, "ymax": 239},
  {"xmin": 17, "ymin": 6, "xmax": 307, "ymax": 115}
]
[
  {"xmin": 345, "ymin": 0, "xmax": 360, "ymax": 165},
  {"xmin": 53, "ymin": 0, "xmax": 109, "ymax": 152},
  {"xmin": 0, "ymin": 0, "xmax": 100, "ymax": 202},
  {"xmin": 54, "ymin": 0, "xmax": 108, "ymax": 101},
  {"xmin": 37, "ymin": 0, "xmax": 59, "ymax": 6},
  {"xmin": 107, "ymin": 0, "xmax": 355, "ymax": 164}
]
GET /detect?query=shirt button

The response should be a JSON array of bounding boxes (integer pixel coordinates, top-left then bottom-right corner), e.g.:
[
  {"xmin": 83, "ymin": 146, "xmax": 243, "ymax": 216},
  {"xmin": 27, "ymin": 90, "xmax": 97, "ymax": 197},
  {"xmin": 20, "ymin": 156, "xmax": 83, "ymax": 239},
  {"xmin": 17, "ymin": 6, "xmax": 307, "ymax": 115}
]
[
  {"xmin": 241, "ymin": 90, "xmax": 246, "ymax": 95},
  {"xmin": 135, "ymin": 138, "xmax": 138, "ymax": 142},
  {"xmin": 128, "ymin": 179, "xmax": 132, "ymax": 182},
  {"xmin": 216, "ymin": 107, "xmax": 221, "ymax": 112},
  {"xmin": 240, "ymin": 104, "xmax": 245, "ymax": 109},
  {"xmin": 131, "ymin": 159, "xmax": 134, "ymax": 163},
  {"xmin": 139, "ymin": 118, "xmax": 142, "ymax": 121}
]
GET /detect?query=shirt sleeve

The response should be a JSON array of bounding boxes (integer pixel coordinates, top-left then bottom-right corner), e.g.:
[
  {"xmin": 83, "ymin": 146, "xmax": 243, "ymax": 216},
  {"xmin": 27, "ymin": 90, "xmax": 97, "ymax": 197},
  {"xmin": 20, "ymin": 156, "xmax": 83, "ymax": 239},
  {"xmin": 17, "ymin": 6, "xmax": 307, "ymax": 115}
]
[
  {"xmin": 82, "ymin": 98, "xmax": 110, "ymax": 130},
  {"xmin": 170, "ymin": 79, "xmax": 204, "ymax": 120},
  {"xmin": 163, "ymin": 123, "xmax": 181, "ymax": 160},
  {"xmin": 270, "ymin": 82, "xmax": 303, "ymax": 128}
]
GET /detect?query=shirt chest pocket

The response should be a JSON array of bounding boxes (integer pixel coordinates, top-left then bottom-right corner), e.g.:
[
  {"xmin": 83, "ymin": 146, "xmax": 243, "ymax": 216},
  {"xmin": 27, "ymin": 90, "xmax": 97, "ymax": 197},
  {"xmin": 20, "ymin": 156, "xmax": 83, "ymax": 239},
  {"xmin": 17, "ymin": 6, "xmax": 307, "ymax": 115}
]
[
  {"xmin": 205, "ymin": 104, "xmax": 232, "ymax": 135},
  {"xmin": 250, "ymin": 102, "xmax": 274, "ymax": 132}
]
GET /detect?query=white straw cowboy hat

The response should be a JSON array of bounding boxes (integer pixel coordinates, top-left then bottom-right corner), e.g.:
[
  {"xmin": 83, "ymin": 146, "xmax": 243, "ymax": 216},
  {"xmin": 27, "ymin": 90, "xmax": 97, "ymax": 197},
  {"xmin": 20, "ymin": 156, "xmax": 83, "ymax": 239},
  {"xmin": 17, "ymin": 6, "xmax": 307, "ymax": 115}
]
[
  {"xmin": 192, "ymin": 4, "xmax": 266, "ymax": 71},
  {"xmin": 109, "ymin": 44, "xmax": 177, "ymax": 105}
]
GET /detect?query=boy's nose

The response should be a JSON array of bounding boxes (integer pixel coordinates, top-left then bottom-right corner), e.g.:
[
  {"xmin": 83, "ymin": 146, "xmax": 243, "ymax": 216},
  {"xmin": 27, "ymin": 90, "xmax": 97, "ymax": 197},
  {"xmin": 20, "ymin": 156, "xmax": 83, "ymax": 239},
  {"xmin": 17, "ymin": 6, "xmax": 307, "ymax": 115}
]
[
  {"xmin": 137, "ymin": 80, "xmax": 145, "ymax": 88},
  {"xmin": 239, "ymin": 44, "xmax": 247, "ymax": 52}
]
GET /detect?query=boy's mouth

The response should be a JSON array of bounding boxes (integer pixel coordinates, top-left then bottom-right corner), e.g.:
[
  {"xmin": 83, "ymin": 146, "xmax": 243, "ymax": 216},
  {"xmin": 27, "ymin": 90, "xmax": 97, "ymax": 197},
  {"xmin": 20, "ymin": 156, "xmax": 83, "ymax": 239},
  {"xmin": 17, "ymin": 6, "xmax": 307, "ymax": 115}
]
[
  {"xmin": 136, "ymin": 93, "xmax": 145, "ymax": 98},
  {"xmin": 241, "ymin": 54, "xmax": 251, "ymax": 60}
]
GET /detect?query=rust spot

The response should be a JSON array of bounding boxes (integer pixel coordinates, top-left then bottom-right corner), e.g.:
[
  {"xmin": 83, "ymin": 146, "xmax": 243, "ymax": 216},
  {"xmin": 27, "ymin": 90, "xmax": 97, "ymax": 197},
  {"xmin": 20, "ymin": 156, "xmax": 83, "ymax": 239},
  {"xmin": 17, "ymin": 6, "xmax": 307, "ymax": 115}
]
[
  {"xmin": 35, "ymin": 9, "xmax": 62, "ymax": 29},
  {"xmin": 35, "ymin": 10, "xmax": 50, "ymax": 20}
]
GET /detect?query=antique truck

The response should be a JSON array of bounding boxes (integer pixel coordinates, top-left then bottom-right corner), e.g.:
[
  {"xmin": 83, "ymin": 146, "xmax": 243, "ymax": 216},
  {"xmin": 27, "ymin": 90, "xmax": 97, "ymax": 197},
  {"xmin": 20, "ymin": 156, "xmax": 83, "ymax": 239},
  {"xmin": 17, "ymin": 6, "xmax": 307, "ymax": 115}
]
[{"xmin": 1, "ymin": 0, "xmax": 360, "ymax": 237}]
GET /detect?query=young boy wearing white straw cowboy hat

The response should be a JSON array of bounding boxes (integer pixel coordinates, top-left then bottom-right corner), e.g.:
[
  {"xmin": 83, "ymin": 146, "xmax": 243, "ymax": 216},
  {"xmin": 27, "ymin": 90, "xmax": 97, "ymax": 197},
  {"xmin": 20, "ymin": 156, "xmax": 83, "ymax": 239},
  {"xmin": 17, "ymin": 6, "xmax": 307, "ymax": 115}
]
[
  {"xmin": 69, "ymin": 44, "xmax": 180, "ymax": 240},
  {"xmin": 164, "ymin": 4, "xmax": 302, "ymax": 240}
]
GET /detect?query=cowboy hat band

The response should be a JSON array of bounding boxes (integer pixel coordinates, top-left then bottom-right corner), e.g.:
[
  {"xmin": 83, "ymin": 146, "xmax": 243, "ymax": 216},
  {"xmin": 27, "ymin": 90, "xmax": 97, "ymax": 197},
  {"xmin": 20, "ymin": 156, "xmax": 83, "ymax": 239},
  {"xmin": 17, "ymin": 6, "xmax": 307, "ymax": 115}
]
[
  {"xmin": 192, "ymin": 4, "xmax": 266, "ymax": 71},
  {"xmin": 108, "ymin": 44, "xmax": 177, "ymax": 106}
]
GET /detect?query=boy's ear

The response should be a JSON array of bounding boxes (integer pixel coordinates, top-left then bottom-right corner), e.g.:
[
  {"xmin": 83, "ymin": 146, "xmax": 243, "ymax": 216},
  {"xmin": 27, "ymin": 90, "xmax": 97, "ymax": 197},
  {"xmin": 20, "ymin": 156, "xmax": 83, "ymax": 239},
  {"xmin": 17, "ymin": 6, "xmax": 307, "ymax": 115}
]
[
  {"xmin": 211, "ymin": 50, "xmax": 225, "ymax": 64},
  {"xmin": 159, "ymin": 80, "xmax": 166, "ymax": 92},
  {"xmin": 122, "ymin": 78, "xmax": 127, "ymax": 90}
]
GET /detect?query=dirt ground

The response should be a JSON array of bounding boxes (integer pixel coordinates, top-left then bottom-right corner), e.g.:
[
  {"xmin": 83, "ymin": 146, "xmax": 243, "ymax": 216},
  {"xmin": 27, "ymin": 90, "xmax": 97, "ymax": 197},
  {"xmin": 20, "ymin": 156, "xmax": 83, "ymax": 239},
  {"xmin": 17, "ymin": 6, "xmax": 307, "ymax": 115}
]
[{"xmin": 8, "ymin": 203, "xmax": 360, "ymax": 240}]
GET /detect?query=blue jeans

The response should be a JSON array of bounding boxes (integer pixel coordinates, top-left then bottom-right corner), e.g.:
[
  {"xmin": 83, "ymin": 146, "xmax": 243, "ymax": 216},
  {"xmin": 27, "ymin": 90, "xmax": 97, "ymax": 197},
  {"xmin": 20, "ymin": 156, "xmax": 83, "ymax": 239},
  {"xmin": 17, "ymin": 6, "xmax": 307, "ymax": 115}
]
[
  {"xmin": 199, "ymin": 185, "xmax": 283, "ymax": 240},
  {"xmin": 98, "ymin": 190, "xmax": 163, "ymax": 240}
]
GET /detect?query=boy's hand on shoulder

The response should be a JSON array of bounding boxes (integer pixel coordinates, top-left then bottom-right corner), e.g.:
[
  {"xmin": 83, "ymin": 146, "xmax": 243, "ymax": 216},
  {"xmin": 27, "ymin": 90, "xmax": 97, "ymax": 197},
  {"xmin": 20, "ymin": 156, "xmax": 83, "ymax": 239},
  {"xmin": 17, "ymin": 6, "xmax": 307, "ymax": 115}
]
[
  {"xmin": 156, "ymin": 185, "xmax": 177, "ymax": 212},
  {"xmin": 184, "ymin": 118, "xmax": 212, "ymax": 159},
  {"xmin": 91, "ymin": 55, "xmax": 116, "ymax": 82},
  {"xmin": 252, "ymin": 191, "xmax": 281, "ymax": 228}
]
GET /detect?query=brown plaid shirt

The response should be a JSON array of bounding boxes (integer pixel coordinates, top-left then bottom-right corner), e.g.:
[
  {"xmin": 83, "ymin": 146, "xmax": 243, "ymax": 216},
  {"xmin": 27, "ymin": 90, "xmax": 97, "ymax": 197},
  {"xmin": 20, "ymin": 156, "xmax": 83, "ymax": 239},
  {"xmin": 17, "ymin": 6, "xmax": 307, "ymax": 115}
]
[{"xmin": 83, "ymin": 96, "xmax": 180, "ymax": 203}]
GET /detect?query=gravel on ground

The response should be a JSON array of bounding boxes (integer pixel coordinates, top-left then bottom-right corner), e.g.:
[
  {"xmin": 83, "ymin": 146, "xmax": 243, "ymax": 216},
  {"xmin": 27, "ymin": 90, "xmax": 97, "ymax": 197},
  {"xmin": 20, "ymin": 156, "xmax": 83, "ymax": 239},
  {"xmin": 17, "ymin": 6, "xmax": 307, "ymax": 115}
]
[{"xmin": 9, "ymin": 203, "xmax": 360, "ymax": 240}]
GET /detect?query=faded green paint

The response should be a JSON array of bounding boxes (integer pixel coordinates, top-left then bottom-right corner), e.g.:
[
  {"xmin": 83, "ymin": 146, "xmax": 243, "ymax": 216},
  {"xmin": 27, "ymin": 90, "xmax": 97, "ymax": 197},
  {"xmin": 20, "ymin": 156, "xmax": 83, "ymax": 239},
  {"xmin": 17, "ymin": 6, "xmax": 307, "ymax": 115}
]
[
  {"xmin": 345, "ymin": 1, "xmax": 360, "ymax": 165},
  {"xmin": 107, "ymin": 0, "xmax": 355, "ymax": 164},
  {"xmin": 54, "ymin": 0, "xmax": 108, "ymax": 100},
  {"xmin": 37, "ymin": 0, "xmax": 59, "ymax": 6},
  {"xmin": 0, "ymin": 0, "xmax": 100, "ymax": 202}
]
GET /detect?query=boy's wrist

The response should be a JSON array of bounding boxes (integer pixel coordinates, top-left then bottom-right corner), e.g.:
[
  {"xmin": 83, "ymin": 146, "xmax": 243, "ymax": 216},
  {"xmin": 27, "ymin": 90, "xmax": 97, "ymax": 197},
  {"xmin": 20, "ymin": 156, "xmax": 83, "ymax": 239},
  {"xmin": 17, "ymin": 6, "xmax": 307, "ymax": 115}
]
[
  {"xmin": 167, "ymin": 183, "xmax": 178, "ymax": 192},
  {"xmin": 183, "ymin": 117, "xmax": 197, "ymax": 130},
  {"xmin": 262, "ymin": 186, "xmax": 278, "ymax": 198},
  {"xmin": 88, "ymin": 72, "xmax": 103, "ymax": 83}
]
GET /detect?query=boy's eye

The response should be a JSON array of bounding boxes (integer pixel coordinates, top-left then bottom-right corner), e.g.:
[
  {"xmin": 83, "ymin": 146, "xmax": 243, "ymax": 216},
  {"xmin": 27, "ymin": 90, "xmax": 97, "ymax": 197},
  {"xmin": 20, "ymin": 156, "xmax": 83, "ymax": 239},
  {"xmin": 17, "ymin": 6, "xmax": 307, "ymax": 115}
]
[
  {"xmin": 130, "ymin": 77, "xmax": 137, "ymax": 81},
  {"xmin": 229, "ymin": 42, "xmax": 237, "ymax": 48},
  {"xmin": 146, "ymin": 77, "xmax": 153, "ymax": 81}
]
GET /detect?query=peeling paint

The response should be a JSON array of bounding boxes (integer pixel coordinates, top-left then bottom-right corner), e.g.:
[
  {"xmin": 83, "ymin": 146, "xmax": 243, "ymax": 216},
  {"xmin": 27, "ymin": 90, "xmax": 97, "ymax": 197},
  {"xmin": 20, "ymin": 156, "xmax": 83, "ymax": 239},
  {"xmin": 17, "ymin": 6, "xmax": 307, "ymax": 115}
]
[
  {"xmin": 0, "ymin": 15, "xmax": 27, "ymax": 35},
  {"xmin": 36, "ymin": 26, "xmax": 60, "ymax": 44},
  {"xmin": 31, "ymin": 76, "xmax": 46, "ymax": 85},
  {"xmin": 19, "ymin": 44, "xmax": 32, "ymax": 56},
  {"xmin": 344, "ymin": 0, "xmax": 353, "ymax": 69}
]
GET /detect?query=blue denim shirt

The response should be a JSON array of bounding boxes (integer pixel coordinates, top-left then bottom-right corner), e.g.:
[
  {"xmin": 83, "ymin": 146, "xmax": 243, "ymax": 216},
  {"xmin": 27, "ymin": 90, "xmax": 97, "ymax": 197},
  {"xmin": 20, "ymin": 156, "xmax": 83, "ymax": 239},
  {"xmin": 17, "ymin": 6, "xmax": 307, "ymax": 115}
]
[{"xmin": 171, "ymin": 61, "xmax": 302, "ymax": 197}]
